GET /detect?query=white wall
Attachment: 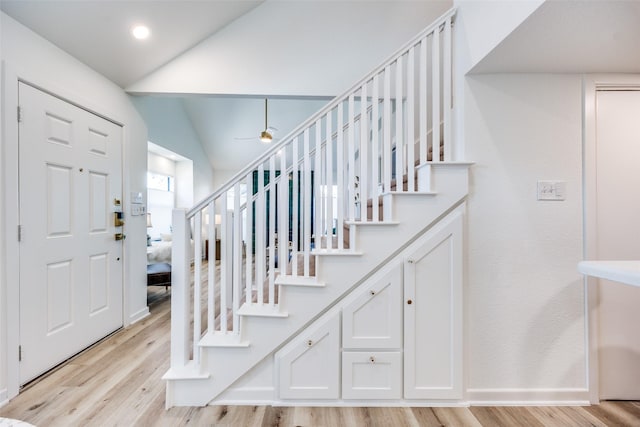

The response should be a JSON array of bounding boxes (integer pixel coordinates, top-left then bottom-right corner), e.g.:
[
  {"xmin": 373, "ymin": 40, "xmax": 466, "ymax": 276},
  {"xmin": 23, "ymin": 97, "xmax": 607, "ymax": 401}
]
[
  {"xmin": 126, "ymin": 0, "xmax": 452, "ymax": 97},
  {"xmin": 0, "ymin": 11, "xmax": 148, "ymax": 401},
  {"xmin": 452, "ymin": 0, "xmax": 544, "ymax": 159},
  {"xmin": 131, "ymin": 96, "xmax": 214, "ymax": 203},
  {"xmin": 464, "ymin": 74, "xmax": 587, "ymax": 401}
]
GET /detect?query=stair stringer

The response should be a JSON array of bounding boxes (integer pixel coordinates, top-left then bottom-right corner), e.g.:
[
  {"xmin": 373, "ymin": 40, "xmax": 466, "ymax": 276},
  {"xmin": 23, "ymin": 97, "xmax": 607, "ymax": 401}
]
[{"xmin": 165, "ymin": 163, "xmax": 471, "ymax": 407}]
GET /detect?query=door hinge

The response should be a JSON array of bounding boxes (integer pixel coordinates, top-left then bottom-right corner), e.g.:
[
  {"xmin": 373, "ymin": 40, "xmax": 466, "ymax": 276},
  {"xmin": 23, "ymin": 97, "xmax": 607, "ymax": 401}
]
[
  {"xmin": 18, "ymin": 225, "xmax": 22, "ymax": 242},
  {"xmin": 17, "ymin": 106, "xmax": 22, "ymax": 123},
  {"xmin": 19, "ymin": 345, "xmax": 22, "ymax": 362}
]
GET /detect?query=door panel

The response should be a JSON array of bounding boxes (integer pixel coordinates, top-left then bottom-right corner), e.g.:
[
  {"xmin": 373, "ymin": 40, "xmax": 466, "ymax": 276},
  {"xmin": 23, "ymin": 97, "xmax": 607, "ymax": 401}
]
[
  {"xmin": 404, "ymin": 210, "xmax": 463, "ymax": 399},
  {"xmin": 277, "ymin": 313, "xmax": 340, "ymax": 400},
  {"xmin": 596, "ymin": 89, "xmax": 640, "ymax": 400},
  {"xmin": 18, "ymin": 83, "xmax": 123, "ymax": 384},
  {"xmin": 342, "ymin": 264, "xmax": 402, "ymax": 349}
]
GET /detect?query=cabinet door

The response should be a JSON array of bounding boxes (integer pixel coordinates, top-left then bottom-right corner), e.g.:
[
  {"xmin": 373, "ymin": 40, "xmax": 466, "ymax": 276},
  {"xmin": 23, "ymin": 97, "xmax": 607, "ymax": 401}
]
[
  {"xmin": 404, "ymin": 208, "xmax": 463, "ymax": 399},
  {"xmin": 342, "ymin": 264, "xmax": 402, "ymax": 349},
  {"xmin": 342, "ymin": 351, "xmax": 402, "ymax": 399},
  {"xmin": 277, "ymin": 312, "xmax": 340, "ymax": 399}
]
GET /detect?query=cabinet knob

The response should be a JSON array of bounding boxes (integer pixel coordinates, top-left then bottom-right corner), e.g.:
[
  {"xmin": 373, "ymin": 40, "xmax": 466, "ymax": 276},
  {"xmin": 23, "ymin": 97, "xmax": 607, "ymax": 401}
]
[
  {"xmin": 407, "ymin": 299, "xmax": 413, "ymax": 305},
  {"xmin": 370, "ymin": 290, "xmax": 376, "ymax": 296},
  {"xmin": 369, "ymin": 356, "xmax": 375, "ymax": 363},
  {"xmin": 307, "ymin": 339, "xmax": 313, "ymax": 347}
]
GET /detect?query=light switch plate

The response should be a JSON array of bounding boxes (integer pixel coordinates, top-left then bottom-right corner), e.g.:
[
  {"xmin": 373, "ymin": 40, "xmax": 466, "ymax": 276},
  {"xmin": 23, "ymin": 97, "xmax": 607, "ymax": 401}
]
[{"xmin": 537, "ymin": 180, "xmax": 566, "ymax": 201}]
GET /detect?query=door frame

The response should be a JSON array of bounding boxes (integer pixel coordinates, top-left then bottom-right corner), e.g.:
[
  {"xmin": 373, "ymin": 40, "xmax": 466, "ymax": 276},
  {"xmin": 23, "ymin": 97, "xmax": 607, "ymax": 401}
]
[
  {"xmin": 1, "ymin": 62, "xmax": 129, "ymax": 400},
  {"xmin": 583, "ymin": 74, "xmax": 640, "ymax": 404}
]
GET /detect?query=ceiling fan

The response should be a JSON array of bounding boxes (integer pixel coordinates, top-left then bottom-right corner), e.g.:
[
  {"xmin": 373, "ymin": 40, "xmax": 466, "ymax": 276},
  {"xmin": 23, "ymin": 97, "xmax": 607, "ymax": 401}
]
[{"xmin": 235, "ymin": 98, "xmax": 278, "ymax": 144}]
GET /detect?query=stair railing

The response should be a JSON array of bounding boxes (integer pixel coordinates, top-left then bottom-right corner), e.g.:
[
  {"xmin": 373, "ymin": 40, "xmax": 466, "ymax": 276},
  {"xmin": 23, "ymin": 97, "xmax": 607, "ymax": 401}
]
[{"xmin": 169, "ymin": 8, "xmax": 456, "ymax": 374}]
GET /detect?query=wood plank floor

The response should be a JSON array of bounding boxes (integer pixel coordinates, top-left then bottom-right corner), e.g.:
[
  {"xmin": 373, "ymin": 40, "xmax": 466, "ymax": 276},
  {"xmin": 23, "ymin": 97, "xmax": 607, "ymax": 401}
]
[{"xmin": 2, "ymin": 286, "xmax": 640, "ymax": 426}]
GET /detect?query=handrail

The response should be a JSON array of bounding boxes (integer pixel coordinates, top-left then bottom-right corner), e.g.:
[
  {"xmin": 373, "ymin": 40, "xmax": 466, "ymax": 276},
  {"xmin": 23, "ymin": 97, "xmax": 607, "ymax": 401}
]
[{"xmin": 187, "ymin": 8, "xmax": 455, "ymax": 217}]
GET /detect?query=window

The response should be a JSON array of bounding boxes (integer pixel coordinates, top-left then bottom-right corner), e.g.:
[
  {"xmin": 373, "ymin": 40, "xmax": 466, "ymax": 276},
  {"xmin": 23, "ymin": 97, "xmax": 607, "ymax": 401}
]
[{"xmin": 147, "ymin": 172, "xmax": 174, "ymax": 192}]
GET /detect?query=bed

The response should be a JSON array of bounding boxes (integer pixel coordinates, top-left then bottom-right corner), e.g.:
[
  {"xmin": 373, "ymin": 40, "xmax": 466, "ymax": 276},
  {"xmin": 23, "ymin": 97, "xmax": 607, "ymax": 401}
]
[{"xmin": 147, "ymin": 234, "xmax": 196, "ymax": 264}]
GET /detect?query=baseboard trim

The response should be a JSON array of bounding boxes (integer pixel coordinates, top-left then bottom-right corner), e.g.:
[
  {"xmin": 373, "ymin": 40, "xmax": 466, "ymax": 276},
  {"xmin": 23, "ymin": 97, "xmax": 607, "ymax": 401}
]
[
  {"xmin": 466, "ymin": 388, "xmax": 591, "ymax": 406},
  {"xmin": 129, "ymin": 307, "xmax": 150, "ymax": 325}
]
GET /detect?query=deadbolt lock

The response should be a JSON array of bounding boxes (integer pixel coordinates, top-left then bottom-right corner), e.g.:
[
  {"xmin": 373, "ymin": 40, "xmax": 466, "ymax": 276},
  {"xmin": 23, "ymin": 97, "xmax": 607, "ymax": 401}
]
[{"xmin": 114, "ymin": 212, "xmax": 125, "ymax": 227}]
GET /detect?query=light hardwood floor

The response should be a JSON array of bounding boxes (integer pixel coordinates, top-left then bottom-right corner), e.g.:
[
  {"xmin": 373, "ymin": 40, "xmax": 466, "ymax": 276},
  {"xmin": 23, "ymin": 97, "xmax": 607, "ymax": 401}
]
[{"xmin": 2, "ymin": 285, "xmax": 640, "ymax": 426}]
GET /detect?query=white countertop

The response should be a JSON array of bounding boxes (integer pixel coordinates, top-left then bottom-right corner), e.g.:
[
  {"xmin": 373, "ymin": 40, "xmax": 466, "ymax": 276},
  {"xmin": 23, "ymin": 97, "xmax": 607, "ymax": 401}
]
[{"xmin": 578, "ymin": 260, "xmax": 640, "ymax": 288}]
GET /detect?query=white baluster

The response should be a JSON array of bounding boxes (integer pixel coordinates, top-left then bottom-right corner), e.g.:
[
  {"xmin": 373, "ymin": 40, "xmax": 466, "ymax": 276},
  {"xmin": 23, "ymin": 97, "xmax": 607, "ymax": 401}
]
[
  {"xmin": 407, "ymin": 47, "xmax": 416, "ymax": 192},
  {"xmin": 443, "ymin": 16, "xmax": 452, "ymax": 161},
  {"xmin": 420, "ymin": 36, "xmax": 427, "ymax": 164},
  {"xmin": 360, "ymin": 83, "xmax": 369, "ymax": 222},
  {"xmin": 245, "ymin": 174, "xmax": 253, "ymax": 307},
  {"xmin": 292, "ymin": 136, "xmax": 299, "ymax": 273},
  {"xmin": 432, "ymin": 26, "xmax": 441, "ymax": 163},
  {"xmin": 314, "ymin": 119, "xmax": 323, "ymax": 248},
  {"xmin": 303, "ymin": 129, "xmax": 312, "ymax": 275},
  {"xmin": 256, "ymin": 164, "xmax": 265, "ymax": 305},
  {"xmin": 371, "ymin": 74, "xmax": 380, "ymax": 222},
  {"xmin": 269, "ymin": 157, "xmax": 276, "ymax": 304},
  {"xmin": 279, "ymin": 146, "xmax": 288, "ymax": 278},
  {"xmin": 233, "ymin": 182, "xmax": 242, "ymax": 333},
  {"xmin": 326, "ymin": 112, "xmax": 333, "ymax": 247},
  {"xmin": 348, "ymin": 94, "xmax": 356, "ymax": 221},
  {"xmin": 207, "ymin": 202, "xmax": 215, "ymax": 332},
  {"xmin": 395, "ymin": 56, "xmax": 404, "ymax": 191},
  {"xmin": 219, "ymin": 195, "xmax": 228, "ymax": 332},
  {"xmin": 337, "ymin": 101, "xmax": 344, "ymax": 250},
  {"xmin": 193, "ymin": 211, "xmax": 202, "ymax": 360},
  {"xmin": 383, "ymin": 65, "xmax": 392, "ymax": 197}
]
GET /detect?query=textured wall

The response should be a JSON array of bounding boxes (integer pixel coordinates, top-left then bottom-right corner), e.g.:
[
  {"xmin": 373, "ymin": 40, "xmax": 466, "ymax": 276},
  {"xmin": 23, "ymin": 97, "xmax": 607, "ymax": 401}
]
[{"xmin": 464, "ymin": 74, "xmax": 587, "ymax": 395}]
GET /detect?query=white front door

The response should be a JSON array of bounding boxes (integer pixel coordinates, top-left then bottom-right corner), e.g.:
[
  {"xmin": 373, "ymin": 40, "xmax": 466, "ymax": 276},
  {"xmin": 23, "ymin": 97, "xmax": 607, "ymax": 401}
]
[
  {"xmin": 18, "ymin": 82, "xmax": 124, "ymax": 384},
  {"xmin": 595, "ymin": 89, "xmax": 640, "ymax": 400}
]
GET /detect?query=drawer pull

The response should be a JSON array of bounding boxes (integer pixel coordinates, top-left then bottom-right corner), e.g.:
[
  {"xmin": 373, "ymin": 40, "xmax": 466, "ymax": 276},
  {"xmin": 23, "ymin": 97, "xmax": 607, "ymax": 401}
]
[
  {"xmin": 307, "ymin": 340, "xmax": 313, "ymax": 347},
  {"xmin": 370, "ymin": 290, "xmax": 376, "ymax": 296},
  {"xmin": 369, "ymin": 356, "xmax": 375, "ymax": 363}
]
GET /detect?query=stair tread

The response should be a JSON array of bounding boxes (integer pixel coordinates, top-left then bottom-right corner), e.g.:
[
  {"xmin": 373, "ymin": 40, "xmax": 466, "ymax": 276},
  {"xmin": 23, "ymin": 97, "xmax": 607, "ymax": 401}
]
[
  {"xmin": 275, "ymin": 275, "xmax": 325, "ymax": 287},
  {"xmin": 237, "ymin": 303, "xmax": 288, "ymax": 317},
  {"xmin": 311, "ymin": 249, "xmax": 363, "ymax": 256},
  {"xmin": 199, "ymin": 332, "xmax": 250, "ymax": 348},
  {"xmin": 381, "ymin": 191, "xmax": 437, "ymax": 196},
  {"xmin": 345, "ymin": 220, "xmax": 400, "ymax": 225},
  {"xmin": 163, "ymin": 361, "xmax": 210, "ymax": 381}
]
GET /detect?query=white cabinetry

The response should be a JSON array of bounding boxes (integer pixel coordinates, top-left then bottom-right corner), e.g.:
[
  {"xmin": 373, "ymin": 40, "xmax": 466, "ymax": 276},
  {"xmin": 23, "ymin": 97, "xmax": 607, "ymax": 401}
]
[
  {"xmin": 404, "ymin": 209, "xmax": 463, "ymax": 399},
  {"xmin": 276, "ymin": 207, "xmax": 463, "ymax": 402},
  {"xmin": 342, "ymin": 351, "xmax": 402, "ymax": 399},
  {"xmin": 342, "ymin": 264, "xmax": 402, "ymax": 399},
  {"xmin": 342, "ymin": 265, "xmax": 402, "ymax": 349},
  {"xmin": 276, "ymin": 312, "xmax": 340, "ymax": 399}
]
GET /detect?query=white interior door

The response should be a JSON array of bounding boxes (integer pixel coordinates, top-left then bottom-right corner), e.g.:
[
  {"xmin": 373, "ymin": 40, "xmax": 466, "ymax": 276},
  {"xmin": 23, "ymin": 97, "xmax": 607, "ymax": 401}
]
[
  {"xmin": 596, "ymin": 89, "xmax": 640, "ymax": 400},
  {"xmin": 18, "ymin": 82, "xmax": 124, "ymax": 384}
]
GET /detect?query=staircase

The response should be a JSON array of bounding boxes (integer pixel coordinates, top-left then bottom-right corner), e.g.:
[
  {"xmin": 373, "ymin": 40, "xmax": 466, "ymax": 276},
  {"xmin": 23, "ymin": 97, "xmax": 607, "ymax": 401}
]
[{"xmin": 164, "ymin": 8, "xmax": 471, "ymax": 407}]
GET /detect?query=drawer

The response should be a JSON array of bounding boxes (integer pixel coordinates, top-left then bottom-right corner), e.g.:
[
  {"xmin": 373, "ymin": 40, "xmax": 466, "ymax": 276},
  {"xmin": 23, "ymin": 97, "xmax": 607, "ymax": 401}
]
[{"xmin": 342, "ymin": 351, "xmax": 402, "ymax": 400}]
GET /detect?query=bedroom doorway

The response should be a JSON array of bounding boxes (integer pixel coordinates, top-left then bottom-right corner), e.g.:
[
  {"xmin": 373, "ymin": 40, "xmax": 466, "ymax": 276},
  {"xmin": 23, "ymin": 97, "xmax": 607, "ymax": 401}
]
[
  {"xmin": 147, "ymin": 142, "xmax": 193, "ymax": 266},
  {"xmin": 18, "ymin": 82, "xmax": 124, "ymax": 384}
]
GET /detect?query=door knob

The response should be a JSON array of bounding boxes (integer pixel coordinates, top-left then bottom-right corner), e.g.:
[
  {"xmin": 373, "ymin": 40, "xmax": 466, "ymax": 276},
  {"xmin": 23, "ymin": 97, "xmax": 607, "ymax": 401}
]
[{"xmin": 115, "ymin": 233, "xmax": 126, "ymax": 241}]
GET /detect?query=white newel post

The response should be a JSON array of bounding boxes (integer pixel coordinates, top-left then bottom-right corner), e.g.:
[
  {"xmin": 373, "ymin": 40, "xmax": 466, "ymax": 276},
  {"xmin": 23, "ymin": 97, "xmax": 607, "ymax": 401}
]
[{"xmin": 171, "ymin": 208, "xmax": 191, "ymax": 368}]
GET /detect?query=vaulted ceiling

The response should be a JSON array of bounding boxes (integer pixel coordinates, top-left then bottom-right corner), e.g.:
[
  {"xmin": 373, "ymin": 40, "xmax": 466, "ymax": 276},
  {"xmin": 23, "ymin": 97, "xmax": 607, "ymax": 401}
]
[{"xmin": 1, "ymin": 0, "xmax": 452, "ymax": 176}]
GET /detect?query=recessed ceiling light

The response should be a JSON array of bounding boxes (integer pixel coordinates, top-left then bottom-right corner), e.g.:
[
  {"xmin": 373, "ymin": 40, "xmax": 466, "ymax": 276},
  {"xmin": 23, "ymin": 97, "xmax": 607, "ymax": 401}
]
[{"xmin": 132, "ymin": 25, "xmax": 150, "ymax": 40}]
